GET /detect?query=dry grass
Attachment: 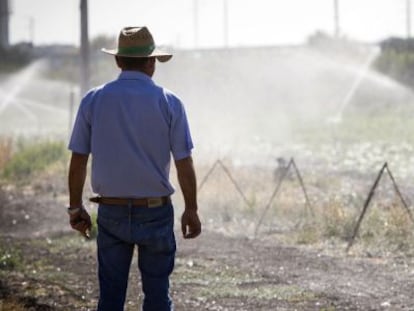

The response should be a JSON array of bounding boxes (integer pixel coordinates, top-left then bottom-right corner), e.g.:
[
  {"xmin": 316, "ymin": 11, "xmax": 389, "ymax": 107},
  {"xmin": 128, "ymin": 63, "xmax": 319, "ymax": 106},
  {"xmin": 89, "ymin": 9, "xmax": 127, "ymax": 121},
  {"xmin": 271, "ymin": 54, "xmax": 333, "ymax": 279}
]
[
  {"xmin": 356, "ymin": 200, "xmax": 414, "ymax": 255},
  {"xmin": 0, "ymin": 300, "xmax": 26, "ymax": 311},
  {"xmin": 0, "ymin": 143, "xmax": 412, "ymax": 257},
  {"xmin": 193, "ymin": 160, "xmax": 414, "ymax": 256},
  {"xmin": 0, "ymin": 137, "xmax": 12, "ymax": 220},
  {"xmin": 0, "ymin": 136, "xmax": 12, "ymax": 171}
]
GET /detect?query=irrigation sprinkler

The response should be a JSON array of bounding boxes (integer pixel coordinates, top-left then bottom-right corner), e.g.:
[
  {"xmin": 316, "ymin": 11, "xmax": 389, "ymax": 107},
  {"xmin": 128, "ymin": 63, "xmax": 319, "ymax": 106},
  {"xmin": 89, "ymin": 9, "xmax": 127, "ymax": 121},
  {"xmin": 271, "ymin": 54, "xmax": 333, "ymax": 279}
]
[
  {"xmin": 345, "ymin": 162, "xmax": 414, "ymax": 253},
  {"xmin": 218, "ymin": 160, "xmax": 251, "ymax": 207},
  {"xmin": 385, "ymin": 164, "xmax": 414, "ymax": 223},
  {"xmin": 254, "ymin": 159, "xmax": 293, "ymax": 237},
  {"xmin": 345, "ymin": 163, "xmax": 386, "ymax": 253},
  {"xmin": 197, "ymin": 160, "xmax": 220, "ymax": 192},
  {"xmin": 197, "ymin": 159, "xmax": 252, "ymax": 209},
  {"xmin": 254, "ymin": 158, "xmax": 313, "ymax": 238}
]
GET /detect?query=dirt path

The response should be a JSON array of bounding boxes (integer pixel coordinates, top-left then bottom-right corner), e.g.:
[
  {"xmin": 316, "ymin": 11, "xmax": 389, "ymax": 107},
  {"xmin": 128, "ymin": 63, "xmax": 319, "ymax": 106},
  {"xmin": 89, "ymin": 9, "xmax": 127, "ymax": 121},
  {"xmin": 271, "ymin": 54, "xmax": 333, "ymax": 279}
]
[
  {"xmin": 1, "ymin": 229, "xmax": 414, "ymax": 310},
  {"xmin": 175, "ymin": 231, "xmax": 414, "ymax": 310}
]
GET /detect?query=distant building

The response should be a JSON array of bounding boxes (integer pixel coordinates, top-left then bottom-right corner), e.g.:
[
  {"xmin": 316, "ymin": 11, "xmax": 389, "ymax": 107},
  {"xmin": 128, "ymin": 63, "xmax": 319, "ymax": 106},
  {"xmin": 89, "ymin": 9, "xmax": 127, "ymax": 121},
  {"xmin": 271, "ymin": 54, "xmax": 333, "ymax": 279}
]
[{"xmin": 0, "ymin": 0, "xmax": 9, "ymax": 48}]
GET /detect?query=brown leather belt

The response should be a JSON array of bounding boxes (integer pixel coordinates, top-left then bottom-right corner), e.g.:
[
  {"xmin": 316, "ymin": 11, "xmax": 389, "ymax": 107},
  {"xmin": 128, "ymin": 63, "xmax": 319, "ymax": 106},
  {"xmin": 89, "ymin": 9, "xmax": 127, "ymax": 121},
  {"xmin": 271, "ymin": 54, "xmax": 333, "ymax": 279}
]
[{"xmin": 89, "ymin": 196, "xmax": 171, "ymax": 208}]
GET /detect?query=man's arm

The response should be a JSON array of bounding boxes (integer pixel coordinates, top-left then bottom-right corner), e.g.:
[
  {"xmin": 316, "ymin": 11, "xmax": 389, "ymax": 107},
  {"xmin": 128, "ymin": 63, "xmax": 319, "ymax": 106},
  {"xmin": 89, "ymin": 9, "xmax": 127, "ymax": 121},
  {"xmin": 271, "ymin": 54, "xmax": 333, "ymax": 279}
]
[
  {"xmin": 68, "ymin": 152, "xmax": 91, "ymax": 237},
  {"xmin": 175, "ymin": 156, "xmax": 201, "ymax": 239}
]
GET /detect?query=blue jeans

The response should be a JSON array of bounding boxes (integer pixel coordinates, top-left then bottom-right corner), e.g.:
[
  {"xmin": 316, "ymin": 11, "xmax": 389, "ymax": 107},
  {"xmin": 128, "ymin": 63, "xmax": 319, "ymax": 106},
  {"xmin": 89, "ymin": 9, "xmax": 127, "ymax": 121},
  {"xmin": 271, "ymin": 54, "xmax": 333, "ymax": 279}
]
[{"xmin": 96, "ymin": 203, "xmax": 176, "ymax": 311}]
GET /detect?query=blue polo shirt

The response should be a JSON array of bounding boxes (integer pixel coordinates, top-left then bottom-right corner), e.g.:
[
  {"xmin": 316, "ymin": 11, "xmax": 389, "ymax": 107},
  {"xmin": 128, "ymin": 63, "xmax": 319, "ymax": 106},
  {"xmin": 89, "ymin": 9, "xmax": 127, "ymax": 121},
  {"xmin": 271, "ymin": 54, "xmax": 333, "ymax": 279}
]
[{"xmin": 68, "ymin": 71, "xmax": 193, "ymax": 198}]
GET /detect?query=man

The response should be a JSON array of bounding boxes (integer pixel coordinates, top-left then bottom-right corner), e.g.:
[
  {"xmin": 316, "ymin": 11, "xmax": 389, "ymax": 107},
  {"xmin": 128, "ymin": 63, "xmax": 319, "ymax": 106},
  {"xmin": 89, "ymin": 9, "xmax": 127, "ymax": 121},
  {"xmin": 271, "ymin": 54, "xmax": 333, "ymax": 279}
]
[{"xmin": 67, "ymin": 26, "xmax": 201, "ymax": 311}]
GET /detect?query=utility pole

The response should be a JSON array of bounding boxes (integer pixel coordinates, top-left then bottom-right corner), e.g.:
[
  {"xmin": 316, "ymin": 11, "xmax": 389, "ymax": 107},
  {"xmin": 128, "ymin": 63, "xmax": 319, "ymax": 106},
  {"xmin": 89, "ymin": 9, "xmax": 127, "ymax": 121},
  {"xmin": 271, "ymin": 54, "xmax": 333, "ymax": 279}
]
[
  {"xmin": 80, "ymin": 0, "xmax": 90, "ymax": 96},
  {"xmin": 223, "ymin": 0, "xmax": 229, "ymax": 47},
  {"xmin": 407, "ymin": 0, "xmax": 412, "ymax": 38},
  {"xmin": 333, "ymin": 0, "xmax": 340, "ymax": 38},
  {"xmin": 0, "ymin": 0, "xmax": 10, "ymax": 48},
  {"xmin": 193, "ymin": 0, "xmax": 199, "ymax": 48}
]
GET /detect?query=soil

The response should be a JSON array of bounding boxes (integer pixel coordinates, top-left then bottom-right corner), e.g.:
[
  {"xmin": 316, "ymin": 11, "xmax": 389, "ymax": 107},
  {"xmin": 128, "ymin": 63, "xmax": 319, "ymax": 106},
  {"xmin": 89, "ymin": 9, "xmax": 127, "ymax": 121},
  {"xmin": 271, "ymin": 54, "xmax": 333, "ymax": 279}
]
[{"xmin": 1, "ymin": 176, "xmax": 414, "ymax": 311}]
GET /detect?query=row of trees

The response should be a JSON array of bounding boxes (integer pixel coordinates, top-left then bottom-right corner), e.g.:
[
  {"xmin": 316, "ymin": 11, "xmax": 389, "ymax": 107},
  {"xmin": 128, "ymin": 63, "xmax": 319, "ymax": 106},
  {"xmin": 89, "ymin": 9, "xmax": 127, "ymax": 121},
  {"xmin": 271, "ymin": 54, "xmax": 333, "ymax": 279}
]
[
  {"xmin": 2, "ymin": 32, "xmax": 414, "ymax": 92},
  {"xmin": 375, "ymin": 37, "xmax": 414, "ymax": 90},
  {"xmin": 0, "ymin": 43, "xmax": 33, "ymax": 72}
]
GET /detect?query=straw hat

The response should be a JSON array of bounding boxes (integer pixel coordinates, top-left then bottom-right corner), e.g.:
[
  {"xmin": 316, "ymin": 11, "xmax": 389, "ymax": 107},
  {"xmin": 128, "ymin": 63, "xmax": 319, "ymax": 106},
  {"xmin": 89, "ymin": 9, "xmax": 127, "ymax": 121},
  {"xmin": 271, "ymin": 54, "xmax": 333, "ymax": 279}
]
[{"xmin": 101, "ymin": 26, "xmax": 172, "ymax": 62}]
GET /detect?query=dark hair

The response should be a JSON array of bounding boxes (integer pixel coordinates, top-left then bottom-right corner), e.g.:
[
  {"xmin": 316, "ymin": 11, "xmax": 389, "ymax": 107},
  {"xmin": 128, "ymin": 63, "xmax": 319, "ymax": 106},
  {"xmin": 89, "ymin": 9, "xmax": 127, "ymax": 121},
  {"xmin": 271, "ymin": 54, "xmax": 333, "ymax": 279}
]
[{"xmin": 116, "ymin": 56, "xmax": 153, "ymax": 70}]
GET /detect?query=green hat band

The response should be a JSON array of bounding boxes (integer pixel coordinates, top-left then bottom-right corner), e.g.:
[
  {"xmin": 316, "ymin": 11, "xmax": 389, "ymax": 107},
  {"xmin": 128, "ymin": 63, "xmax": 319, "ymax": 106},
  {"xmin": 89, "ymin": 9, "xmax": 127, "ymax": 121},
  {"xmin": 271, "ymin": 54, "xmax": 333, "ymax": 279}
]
[{"xmin": 118, "ymin": 44, "xmax": 155, "ymax": 55}]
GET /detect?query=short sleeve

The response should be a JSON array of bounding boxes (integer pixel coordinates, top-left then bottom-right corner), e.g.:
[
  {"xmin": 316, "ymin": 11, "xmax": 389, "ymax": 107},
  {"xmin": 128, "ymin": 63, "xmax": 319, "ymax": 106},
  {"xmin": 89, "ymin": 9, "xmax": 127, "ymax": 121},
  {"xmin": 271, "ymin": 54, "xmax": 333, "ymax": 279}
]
[
  {"xmin": 68, "ymin": 90, "xmax": 94, "ymax": 155},
  {"xmin": 165, "ymin": 91, "xmax": 194, "ymax": 160}
]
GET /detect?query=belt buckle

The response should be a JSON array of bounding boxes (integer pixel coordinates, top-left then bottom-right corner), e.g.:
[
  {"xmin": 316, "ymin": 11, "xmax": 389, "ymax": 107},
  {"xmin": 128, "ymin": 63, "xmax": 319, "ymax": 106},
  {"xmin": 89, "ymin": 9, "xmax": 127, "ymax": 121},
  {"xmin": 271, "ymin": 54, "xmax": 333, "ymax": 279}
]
[{"xmin": 147, "ymin": 198, "xmax": 162, "ymax": 208}]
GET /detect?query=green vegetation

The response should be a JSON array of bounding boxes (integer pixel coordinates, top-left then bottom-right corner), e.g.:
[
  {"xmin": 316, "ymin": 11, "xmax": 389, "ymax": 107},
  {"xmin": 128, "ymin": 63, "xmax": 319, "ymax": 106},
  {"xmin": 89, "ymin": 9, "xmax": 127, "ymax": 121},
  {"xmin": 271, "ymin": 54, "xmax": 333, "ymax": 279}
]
[
  {"xmin": 0, "ymin": 242, "xmax": 22, "ymax": 270},
  {"xmin": 0, "ymin": 45, "xmax": 32, "ymax": 72},
  {"xmin": 356, "ymin": 202, "xmax": 414, "ymax": 254},
  {"xmin": 375, "ymin": 37, "xmax": 414, "ymax": 90},
  {"xmin": 290, "ymin": 110, "xmax": 414, "ymax": 145},
  {"xmin": 0, "ymin": 137, "xmax": 12, "ymax": 171},
  {"xmin": 288, "ymin": 198, "xmax": 414, "ymax": 257},
  {"xmin": 375, "ymin": 51, "xmax": 414, "ymax": 90},
  {"xmin": 1, "ymin": 140, "xmax": 67, "ymax": 182}
]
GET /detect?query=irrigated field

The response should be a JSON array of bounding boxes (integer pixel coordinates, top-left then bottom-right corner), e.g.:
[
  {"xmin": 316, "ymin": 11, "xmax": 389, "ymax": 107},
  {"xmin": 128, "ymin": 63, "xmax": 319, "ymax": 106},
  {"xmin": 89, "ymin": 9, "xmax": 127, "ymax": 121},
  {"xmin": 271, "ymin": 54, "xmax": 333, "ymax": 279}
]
[{"xmin": 1, "ymin": 44, "xmax": 414, "ymax": 310}]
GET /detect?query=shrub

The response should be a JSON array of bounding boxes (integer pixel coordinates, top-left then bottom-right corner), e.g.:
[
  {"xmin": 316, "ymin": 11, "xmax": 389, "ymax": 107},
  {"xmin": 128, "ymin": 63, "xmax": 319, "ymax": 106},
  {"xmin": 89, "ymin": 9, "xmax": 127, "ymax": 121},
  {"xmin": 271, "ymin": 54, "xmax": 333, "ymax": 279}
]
[
  {"xmin": 0, "ymin": 137, "xmax": 12, "ymax": 171},
  {"xmin": 0, "ymin": 45, "xmax": 32, "ymax": 73},
  {"xmin": 1, "ymin": 141, "xmax": 67, "ymax": 182},
  {"xmin": 375, "ymin": 38, "xmax": 414, "ymax": 90}
]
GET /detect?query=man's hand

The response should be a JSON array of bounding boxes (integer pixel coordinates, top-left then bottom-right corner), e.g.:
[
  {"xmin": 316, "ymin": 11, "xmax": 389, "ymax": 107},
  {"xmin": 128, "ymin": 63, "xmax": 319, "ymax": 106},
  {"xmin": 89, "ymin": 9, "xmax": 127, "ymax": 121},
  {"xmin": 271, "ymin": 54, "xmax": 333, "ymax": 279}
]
[
  {"xmin": 69, "ymin": 207, "xmax": 92, "ymax": 239},
  {"xmin": 176, "ymin": 156, "xmax": 201, "ymax": 239},
  {"xmin": 181, "ymin": 209, "xmax": 201, "ymax": 239}
]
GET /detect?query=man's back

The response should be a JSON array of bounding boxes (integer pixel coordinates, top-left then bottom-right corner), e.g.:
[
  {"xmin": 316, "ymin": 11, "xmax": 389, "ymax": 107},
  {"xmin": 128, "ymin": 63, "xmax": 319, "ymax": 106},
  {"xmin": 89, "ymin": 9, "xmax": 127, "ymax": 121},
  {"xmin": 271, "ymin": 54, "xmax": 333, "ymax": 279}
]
[{"xmin": 69, "ymin": 70, "xmax": 193, "ymax": 197}]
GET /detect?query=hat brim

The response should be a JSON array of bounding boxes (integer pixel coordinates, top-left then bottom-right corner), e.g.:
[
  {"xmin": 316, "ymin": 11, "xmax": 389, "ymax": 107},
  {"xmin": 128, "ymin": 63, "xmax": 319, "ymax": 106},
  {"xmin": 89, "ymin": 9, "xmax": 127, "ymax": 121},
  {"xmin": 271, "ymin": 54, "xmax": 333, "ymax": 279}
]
[{"xmin": 101, "ymin": 47, "xmax": 172, "ymax": 62}]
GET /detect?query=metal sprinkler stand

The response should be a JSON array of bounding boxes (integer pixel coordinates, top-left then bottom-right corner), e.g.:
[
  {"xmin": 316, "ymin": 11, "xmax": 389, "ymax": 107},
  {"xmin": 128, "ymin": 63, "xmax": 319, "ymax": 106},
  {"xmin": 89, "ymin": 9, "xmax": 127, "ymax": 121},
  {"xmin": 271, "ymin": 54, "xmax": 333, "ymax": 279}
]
[
  {"xmin": 254, "ymin": 158, "xmax": 313, "ymax": 238},
  {"xmin": 198, "ymin": 159, "xmax": 253, "ymax": 210},
  {"xmin": 345, "ymin": 162, "xmax": 414, "ymax": 253}
]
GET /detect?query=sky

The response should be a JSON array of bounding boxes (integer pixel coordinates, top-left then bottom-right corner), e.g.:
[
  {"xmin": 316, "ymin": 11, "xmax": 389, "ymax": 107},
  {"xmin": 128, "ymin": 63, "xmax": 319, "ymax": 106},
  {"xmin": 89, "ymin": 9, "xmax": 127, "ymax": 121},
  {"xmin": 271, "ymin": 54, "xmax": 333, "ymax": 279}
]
[{"xmin": 8, "ymin": 0, "xmax": 411, "ymax": 48}]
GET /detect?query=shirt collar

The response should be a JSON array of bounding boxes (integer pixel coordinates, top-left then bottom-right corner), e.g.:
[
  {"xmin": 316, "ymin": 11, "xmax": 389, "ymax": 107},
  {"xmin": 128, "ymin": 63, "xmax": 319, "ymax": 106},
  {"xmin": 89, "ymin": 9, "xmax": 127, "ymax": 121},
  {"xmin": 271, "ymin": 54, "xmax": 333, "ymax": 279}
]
[{"xmin": 118, "ymin": 70, "xmax": 154, "ymax": 83}]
